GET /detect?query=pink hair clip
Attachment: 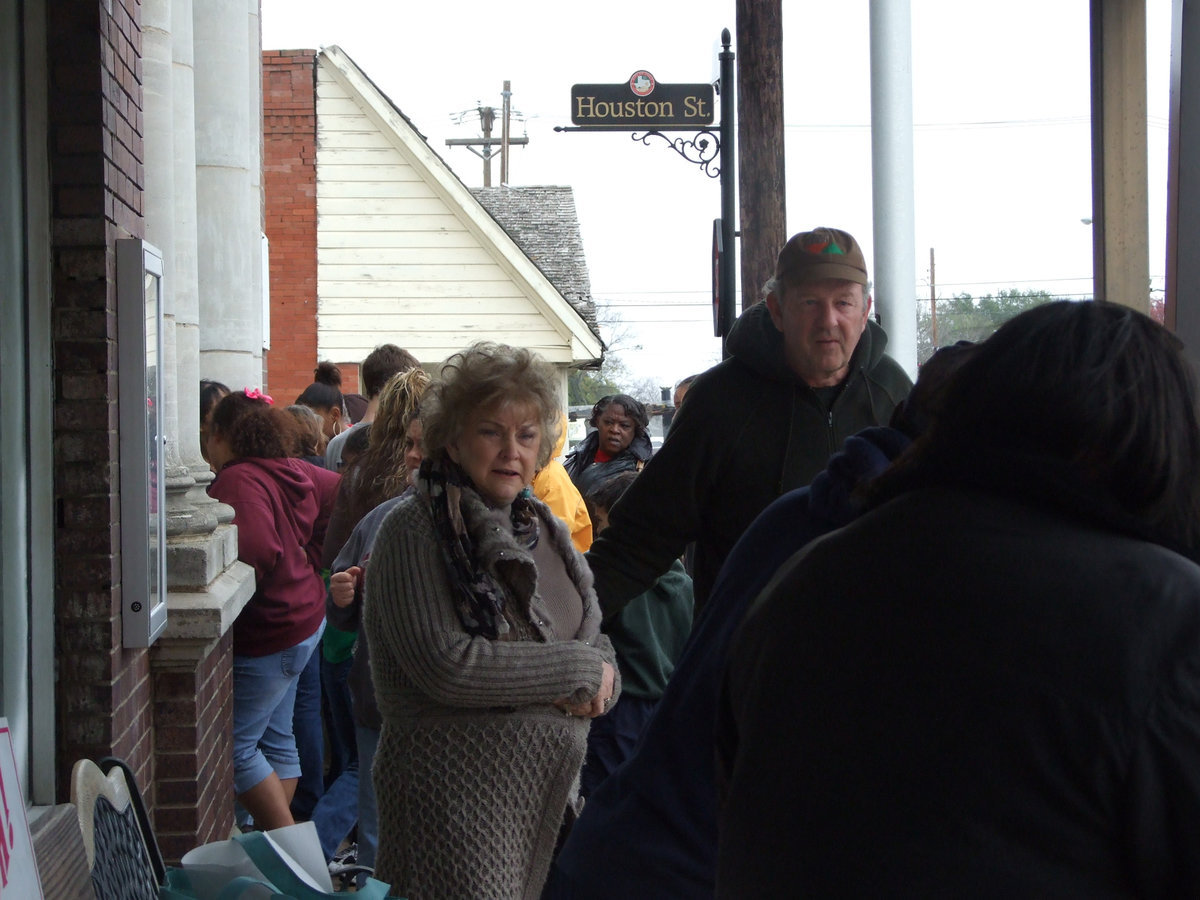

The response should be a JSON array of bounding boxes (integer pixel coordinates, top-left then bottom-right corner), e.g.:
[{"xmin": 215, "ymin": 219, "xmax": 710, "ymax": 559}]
[{"xmin": 244, "ymin": 387, "xmax": 274, "ymax": 405}]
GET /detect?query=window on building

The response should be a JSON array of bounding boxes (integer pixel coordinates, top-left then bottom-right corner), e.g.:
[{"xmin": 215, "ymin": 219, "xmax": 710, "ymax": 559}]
[{"xmin": 0, "ymin": 0, "xmax": 54, "ymax": 805}]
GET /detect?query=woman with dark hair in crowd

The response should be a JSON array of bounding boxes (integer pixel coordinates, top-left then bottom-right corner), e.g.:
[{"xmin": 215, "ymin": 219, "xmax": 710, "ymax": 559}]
[
  {"xmin": 363, "ymin": 342, "xmax": 619, "ymax": 899},
  {"xmin": 199, "ymin": 378, "xmax": 230, "ymax": 466},
  {"xmin": 296, "ymin": 361, "xmax": 347, "ymax": 441},
  {"xmin": 563, "ymin": 394, "xmax": 653, "ymax": 497},
  {"xmin": 286, "ymin": 403, "xmax": 329, "ymax": 466},
  {"xmin": 339, "ymin": 422, "xmax": 373, "ymax": 471},
  {"xmin": 281, "ymin": 403, "xmax": 334, "ymax": 826},
  {"xmin": 718, "ymin": 301, "xmax": 1200, "ymax": 897},
  {"xmin": 205, "ymin": 389, "xmax": 341, "ymax": 830}
]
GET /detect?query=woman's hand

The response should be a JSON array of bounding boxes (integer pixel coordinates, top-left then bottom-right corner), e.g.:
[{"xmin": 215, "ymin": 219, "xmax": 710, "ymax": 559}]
[
  {"xmin": 330, "ymin": 566, "xmax": 362, "ymax": 608},
  {"xmin": 553, "ymin": 662, "xmax": 616, "ymax": 719}
]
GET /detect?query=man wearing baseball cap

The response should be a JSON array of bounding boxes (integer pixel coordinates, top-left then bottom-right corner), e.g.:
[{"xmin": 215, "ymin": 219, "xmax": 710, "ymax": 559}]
[{"xmin": 586, "ymin": 226, "xmax": 912, "ymax": 619}]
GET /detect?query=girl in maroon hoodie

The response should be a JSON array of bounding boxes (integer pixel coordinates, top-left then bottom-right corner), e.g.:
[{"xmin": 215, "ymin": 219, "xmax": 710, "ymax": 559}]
[{"xmin": 206, "ymin": 390, "xmax": 341, "ymax": 830}]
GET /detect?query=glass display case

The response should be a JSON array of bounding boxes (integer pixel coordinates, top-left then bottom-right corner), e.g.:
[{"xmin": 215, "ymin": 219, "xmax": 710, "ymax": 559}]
[{"xmin": 117, "ymin": 239, "xmax": 167, "ymax": 648}]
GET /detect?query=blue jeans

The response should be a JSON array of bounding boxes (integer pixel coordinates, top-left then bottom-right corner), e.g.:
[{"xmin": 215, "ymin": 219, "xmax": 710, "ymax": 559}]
[
  {"xmin": 321, "ymin": 655, "xmax": 357, "ymax": 783},
  {"xmin": 310, "ymin": 656, "xmax": 359, "ymax": 860},
  {"xmin": 312, "ymin": 764, "xmax": 358, "ymax": 861},
  {"xmin": 289, "ymin": 628, "xmax": 326, "ymax": 820},
  {"xmin": 231, "ymin": 624, "xmax": 323, "ymax": 796},
  {"xmin": 355, "ymin": 725, "xmax": 381, "ymax": 878}
]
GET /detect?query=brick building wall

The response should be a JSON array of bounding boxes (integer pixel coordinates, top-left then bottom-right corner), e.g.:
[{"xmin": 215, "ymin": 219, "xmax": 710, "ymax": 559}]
[
  {"xmin": 263, "ymin": 50, "xmax": 327, "ymax": 405},
  {"xmin": 49, "ymin": 0, "xmax": 154, "ymax": 799},
  {"xmin": 152, "ymin": 631, "xmax": 235, "ymax": 862},
  {"xmin": 42, "ymin": 1, "xmax": 242, "ymax": 863}
]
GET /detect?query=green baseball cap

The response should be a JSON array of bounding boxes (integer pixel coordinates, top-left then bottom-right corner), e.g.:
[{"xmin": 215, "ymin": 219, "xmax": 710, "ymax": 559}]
[{"xmin": 775, "ymin": 227, "xmax": 868, "ymax": 285}]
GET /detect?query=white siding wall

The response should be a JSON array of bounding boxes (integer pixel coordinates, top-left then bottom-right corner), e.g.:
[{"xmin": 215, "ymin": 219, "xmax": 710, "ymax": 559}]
[{"xmin": 315, "ymin": 66, "xmax": 577, "ymax": 365}]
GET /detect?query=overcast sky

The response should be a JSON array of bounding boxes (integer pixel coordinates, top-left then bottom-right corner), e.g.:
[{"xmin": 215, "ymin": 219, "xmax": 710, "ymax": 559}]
[{"xmin": 261, "ymin": 0, "xmax": 1172, "ymax": 388}]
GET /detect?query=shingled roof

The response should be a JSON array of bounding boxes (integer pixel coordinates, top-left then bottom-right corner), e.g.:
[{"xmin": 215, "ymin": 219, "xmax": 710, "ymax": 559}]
[{"xmin": 471, "ymin": 185, "xmax": 600, "ymax": 337}]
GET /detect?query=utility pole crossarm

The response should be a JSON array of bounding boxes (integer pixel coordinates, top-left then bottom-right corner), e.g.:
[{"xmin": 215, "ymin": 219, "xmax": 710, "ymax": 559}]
[{"xmin": 445, "ymin": 137, "xmax": 530, "ymax": 150}]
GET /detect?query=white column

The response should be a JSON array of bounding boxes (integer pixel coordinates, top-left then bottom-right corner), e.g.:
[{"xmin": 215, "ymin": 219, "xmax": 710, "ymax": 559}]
[
  {"xmin": 159, "ymin": 0, "xmax": 254, "ymax": 611},
  {"xmin": 248, "ymin": 0, "xmax": 265, "ymax": 387},
  {"xmin": 172, "ymin": 0, "xmax": 205, "ymax": 473},
  {"xmin": 142, "ymin": 0, "xmax": 176, "ymax": 431},
  {"xmin": 172, "ymin": 0, "xmax": 234, "ymax": 533},
  {"xmin": 869, "ymin": 0, "xmax": 919, "ymax": 380},
  {"xmin": 143, "ymin": 0, "xmax": 212, "ymax": 535},
  {"xmin": 194, "ymin": 0, "xmax": 262, "ymax": 389}
]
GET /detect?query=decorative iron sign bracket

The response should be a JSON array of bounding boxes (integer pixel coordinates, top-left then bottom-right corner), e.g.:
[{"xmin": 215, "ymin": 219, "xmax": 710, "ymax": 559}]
[{"xmin": 631, "ymin": 129, "xmax": 721, "ymax": 179}]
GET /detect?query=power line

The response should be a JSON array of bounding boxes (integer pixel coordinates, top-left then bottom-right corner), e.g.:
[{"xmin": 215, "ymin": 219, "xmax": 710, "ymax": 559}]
[
  {"xmin": 594, "ymin": 293, "xmax": 727, "ymax": 301},
  {"xmin": 785, "ymin": 116, "xmax": 1082, "ymax": 130},
  {"xmin": 782, "ymin": 116, "xmax": 1168, "ymax": 132},
  {"xmin": 933, "ymin": 276, "xmax": 1093, "ymax": 287},
  {"xmin": 511, "ymin": 96, "xmax": 1169, "ymax": 134},
  {"xmin": 600, "ymin": 321, "xmax": 716, "ymax": 326},
  {"xmin": 594, "ymin": 276, "xmax": 1166, "ymax": 307}
]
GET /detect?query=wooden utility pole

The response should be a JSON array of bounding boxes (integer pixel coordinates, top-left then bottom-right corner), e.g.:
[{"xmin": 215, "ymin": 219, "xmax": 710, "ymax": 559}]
[
  {"xmin": 501, "ymin": 80, "xmax": 512, "ymax": 185},
  {"xmin": 736, "ymin": 0, "xmax": 786, "ymax": 308},
  {"xmin": 446, "ymin": 84, "xmax": 529, "ymax": 186},
  {"xmin": 1090, "ymin": 0, "xmax": 1149, "ymax": 312}
]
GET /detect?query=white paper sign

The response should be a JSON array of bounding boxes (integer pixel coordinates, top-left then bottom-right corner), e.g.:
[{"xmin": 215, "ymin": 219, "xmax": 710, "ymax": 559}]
[
  {"xmin": 0, "ymin": 719, "xmax": 43, "ymax": 899},
  {"xmin": 182, "ymin": 821, "xmax": 333, "ymax": 899}
]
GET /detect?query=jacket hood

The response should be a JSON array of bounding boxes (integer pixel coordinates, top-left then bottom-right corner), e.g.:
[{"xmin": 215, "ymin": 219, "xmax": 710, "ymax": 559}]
[
  {"xmin": 724, "ymin": 301, "xmax": 890, "ymax": 384},
  {"xmin": 220, "ymin": 456, "xmax": 327, "ymax": 509},
  {"xmin": 551, "ymin": 412, "xmax": 569, "ymax": 460},
  {"xmin": 628, "ymin": 427, "xmax": 654, "ymax": 462}
]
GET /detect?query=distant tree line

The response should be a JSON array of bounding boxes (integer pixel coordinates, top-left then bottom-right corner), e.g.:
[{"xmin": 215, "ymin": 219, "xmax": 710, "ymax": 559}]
[
  {"xmin": 569, "ymin": 306, "xmax": 669, "ymax": 406},
  {"xmin": 568, "ymin": 361, "xmax": 664, "ymax": 407},
  {"xmin": 917, "ymin": 288, "xmax": 1065, "ymax": 365},
  {"xmin": 917, "ymin": 288, "xmax": 1166, "ymax": 365}
]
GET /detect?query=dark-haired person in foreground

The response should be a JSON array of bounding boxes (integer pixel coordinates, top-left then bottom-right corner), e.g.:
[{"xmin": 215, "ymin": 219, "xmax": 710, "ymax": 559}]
[
  {"xmin": 543, "ymin": 343, "xmax": 970, "ymax": 899},
  {"xmin": 718, "ymin": 301, "xmax": 1200, "ymax": 897}
]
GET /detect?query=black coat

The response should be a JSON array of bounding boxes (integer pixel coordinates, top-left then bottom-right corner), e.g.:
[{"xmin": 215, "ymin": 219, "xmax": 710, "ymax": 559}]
[
  {"xmin": 563, "ymin": 428, "xmax": 653, "ymax": 498},
  {"xmin": 586, "ymin": 304, "xmax": 912, "ymax": 615},
  {"xmin": 718, "ymin": 486, "xmax": 1200, "ymax": 898}
]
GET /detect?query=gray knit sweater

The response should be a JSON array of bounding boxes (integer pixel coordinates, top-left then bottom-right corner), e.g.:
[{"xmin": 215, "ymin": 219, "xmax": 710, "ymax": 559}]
[{"xmin": 364, "ymin": 484, "xmax": 620, "ymax": 900}]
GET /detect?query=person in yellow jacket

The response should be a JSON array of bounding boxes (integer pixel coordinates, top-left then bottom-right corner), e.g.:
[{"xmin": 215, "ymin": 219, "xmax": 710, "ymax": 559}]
[{"xmin": 533, "ymin": 413, "xmax": 594, "ymax": 552}]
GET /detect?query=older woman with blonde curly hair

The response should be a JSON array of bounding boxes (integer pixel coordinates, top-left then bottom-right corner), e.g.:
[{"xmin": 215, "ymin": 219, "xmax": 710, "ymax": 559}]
[{"xmin": 364, "ymin": 342, "xmax": 620, "ymax": 899}]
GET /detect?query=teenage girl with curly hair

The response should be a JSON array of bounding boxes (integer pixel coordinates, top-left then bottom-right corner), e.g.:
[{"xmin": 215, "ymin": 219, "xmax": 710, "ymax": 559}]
[{"xmin": 205, "ymin": 389, "xmax": 341, "ymax": 829}]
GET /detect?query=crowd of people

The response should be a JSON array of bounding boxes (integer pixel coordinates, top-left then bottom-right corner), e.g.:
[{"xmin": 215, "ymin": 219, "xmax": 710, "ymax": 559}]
[{"xmin": 198, "ymin": 226, "xmax": 1200, "ymax": 899}]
